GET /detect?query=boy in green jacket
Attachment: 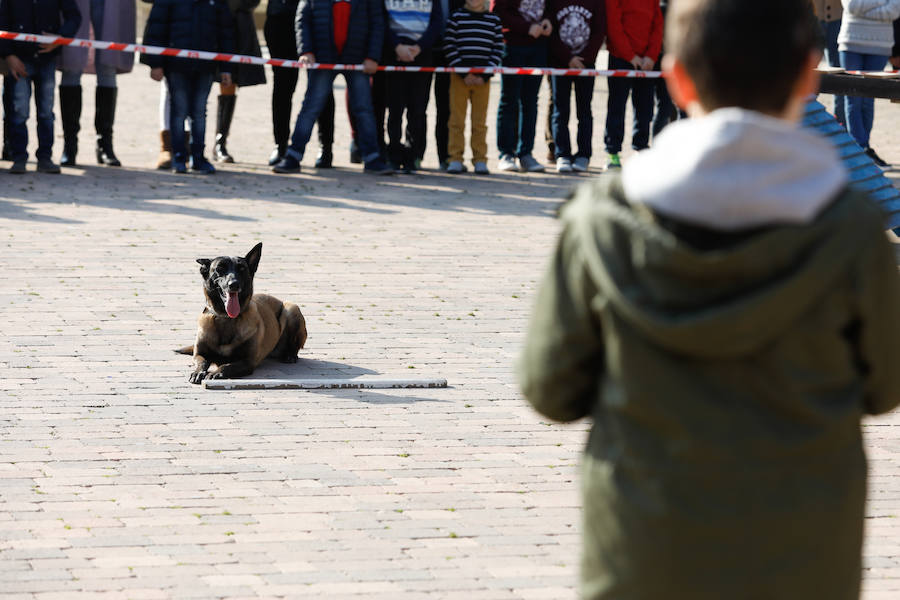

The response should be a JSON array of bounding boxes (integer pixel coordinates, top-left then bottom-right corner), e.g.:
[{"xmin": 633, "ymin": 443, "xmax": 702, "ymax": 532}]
[{"xmin": 519, "ymin": 0, "xmax": 900, "ymax": 598}]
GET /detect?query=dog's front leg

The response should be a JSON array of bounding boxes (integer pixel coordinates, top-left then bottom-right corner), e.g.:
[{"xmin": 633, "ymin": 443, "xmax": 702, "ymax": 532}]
[
  {"xmin": 190, "ymin": 355, "xmax": 212, "ymax": 384},
  {"xmin": 206, "ymin": 359, "xmax": 255, "ymax": 380}
]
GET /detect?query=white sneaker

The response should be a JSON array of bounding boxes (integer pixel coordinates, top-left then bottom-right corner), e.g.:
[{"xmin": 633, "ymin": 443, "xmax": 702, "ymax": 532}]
[
  {"xmin": 446, "ymin": 160, "xmax": 465, "ymax": 174},
  {"xmin": 572, "ymin": 157, "xmax": 589, "ymax": 172},
  {"xmin": 474, "ymin": 161, "xmax": 489, "ymax": 175},
  {"xmin": 556, "ymin": 157, "xmax": 573, "ymax": 173},
  {"xmin": 498, "ymin": 155, "xmax": 518, "ymax": 171},
  {"xmin": 518, "ymin": 155, "xmax": 545, "ymax": 172}
]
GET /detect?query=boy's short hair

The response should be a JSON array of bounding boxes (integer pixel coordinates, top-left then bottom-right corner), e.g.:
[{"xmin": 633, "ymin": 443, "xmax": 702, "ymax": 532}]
[{"xmin": 666, "ymin": 0, "xmax": 819, "ymax": 114}]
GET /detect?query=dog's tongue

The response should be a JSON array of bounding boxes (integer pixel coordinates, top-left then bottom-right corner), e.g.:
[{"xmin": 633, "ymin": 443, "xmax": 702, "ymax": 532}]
[{"xmin": 225, "ymin": 292, "xmax": 241, "ymax": 318}]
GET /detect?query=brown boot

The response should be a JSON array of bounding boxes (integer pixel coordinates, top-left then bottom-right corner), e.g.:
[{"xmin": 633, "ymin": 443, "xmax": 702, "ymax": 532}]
[{"xmin": 156, "ymin": 130, "xmax": 172, "ymax": 170}]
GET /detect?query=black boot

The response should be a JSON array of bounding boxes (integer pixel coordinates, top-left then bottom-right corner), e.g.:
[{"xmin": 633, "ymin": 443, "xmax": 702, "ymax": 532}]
[
  {"xmin": 214, "ymin": 94, "xmax": 236, "ymax": 163},
  {"xmin": 59, "ymin": 85, "xmax": 82, "ymax": 167},
  {"xmin": 95, "ymin": 87, "xmax": 121, "ymax": 166}
]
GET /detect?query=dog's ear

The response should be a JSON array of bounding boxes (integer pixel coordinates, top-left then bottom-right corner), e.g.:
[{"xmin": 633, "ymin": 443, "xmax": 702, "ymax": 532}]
[
  {"xmin": 197, "ymin": 258, "xmax": 212, "ymax": 277},
  {"xmin": 245, "ymin": 243, "xmax": 262, "ymax": 274}
]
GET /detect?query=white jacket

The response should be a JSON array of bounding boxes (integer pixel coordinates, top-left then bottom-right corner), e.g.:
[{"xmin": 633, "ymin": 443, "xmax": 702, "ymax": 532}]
[{"xmin": 839, "ymin": 0, "xmax": 900, "ymax": 54}]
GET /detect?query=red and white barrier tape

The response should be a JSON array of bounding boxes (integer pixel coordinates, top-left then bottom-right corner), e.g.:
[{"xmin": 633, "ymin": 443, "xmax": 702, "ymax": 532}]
[{"xmin": 0, "ymin": 30, "xmax": 663, "ymax": 78}]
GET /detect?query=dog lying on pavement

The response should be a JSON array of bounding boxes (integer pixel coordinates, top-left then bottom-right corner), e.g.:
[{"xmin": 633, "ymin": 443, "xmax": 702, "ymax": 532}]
[{"xmin": 176, "ymin": 242, "xmax": 307, "ymax": 384}]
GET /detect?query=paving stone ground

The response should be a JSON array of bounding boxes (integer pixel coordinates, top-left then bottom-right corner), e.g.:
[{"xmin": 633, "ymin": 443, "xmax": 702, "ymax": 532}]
[{"xmin": 1, "ymin": 67, "xmax": 900, "ymax": 599}]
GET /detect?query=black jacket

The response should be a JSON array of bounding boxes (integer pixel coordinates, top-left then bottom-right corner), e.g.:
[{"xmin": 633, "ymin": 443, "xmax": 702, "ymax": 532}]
[
  {"xmin": 140, "ymin": 0, "xmax": 235, "ymax": 74},
  {"xmin": 267, "ymin": 0, "xmax": 299, "ymax": 16},
  {"xmin": 0, "ymin": 0, "xmax": 82, "ymax": 62},
  {"xmin": 295, "ymin": 0, "xmax": 384, "ymax": 64}
]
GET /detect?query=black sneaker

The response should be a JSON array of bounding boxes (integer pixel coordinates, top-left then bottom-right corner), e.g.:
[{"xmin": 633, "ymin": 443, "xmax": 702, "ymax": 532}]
[
  {"xmin": 349, "ymin": 139, "xmax": 362, "ymax": 164},
  {"xmin": 191, "ymin": 155, "xmax": 216, "ymax": 174},
  {"xmin": 9, "ymin": 159, "xmax": 26, "ymax": 174},
  {"xmin": 37, "ymin": 158, "xmax": 61, "ymax": 174},
  {"xmin": 268, "ymin": 145, "xmax": 285, "ymax": 166},
  {"xmin": 866, "ymin": 147, "xmax": 891, "ymax": 168},
  {"xmin": 364, "ymin": 158, "xmax": 394, "ymax": 175},
  {"xmin": 315, "ymin": 146, "xmax": 333, "ymax": 169},
  {"xmin": 273, "ymin": 154, "xmax": 301, "ymax": 174}
]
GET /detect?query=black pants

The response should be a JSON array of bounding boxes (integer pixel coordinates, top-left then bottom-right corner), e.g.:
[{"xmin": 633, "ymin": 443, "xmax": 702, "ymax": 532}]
[
  {"xmin": 264, "ymin": 15, "xmax": 334, "ymax": 148},
  {"xmin": 386, "ymin": 51, "xmax": 433, "ymax": 167},
  {"xmin": 431, "ymin": 47, "xmax": 450, "ymax": 165}
]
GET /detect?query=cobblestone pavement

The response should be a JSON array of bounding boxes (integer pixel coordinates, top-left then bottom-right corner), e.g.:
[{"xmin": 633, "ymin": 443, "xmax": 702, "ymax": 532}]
[{"xmin": 1, "ymin": 70, "xmax": 899, "ymax": 599}]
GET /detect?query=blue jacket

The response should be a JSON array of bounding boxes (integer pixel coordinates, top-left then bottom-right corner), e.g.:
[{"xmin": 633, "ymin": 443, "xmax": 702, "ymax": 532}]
[
  {"xmin": 295, "ymin": 0, "xmax": 384, "ymax": 64},
  {"xmin": 140, "ymin": 0, "xmax": 235, "ymax": 74},
  {"xmin": 0, "ymin": 0, "xmax": 82, "ymax": 62}
]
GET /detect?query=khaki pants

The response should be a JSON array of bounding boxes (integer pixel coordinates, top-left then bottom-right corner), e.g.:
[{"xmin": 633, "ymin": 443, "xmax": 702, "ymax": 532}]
[{"xmin": 448, "ymin": 75, "xmax": 490, "ymax": 164}]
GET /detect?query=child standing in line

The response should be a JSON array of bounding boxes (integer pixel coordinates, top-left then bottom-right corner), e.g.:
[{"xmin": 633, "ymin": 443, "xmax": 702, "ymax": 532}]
[
  {"xmin": 492, "ymin": 0, "xmax": 553, "ymax": 172},
  {"xmin": 603, "ymin": 0, "xmax": 661, "ymax": 169},
  {"xmin": 548, "ymin": 0, "xmax": 605, "ymax": 173},
  {"xmin": 521, "ymin": 1, "xmax": 900, "ymax": 597},
  {"xmin": 141, "ymin": 0, "xmax": 235, "ymax": 174},
  {"xmin": 0, "ymin": 0, "xmax": 81, "ymax": 174},
  {"xmin": 444, "ymin": 0, "xmax": 504, "ymax": 174}
]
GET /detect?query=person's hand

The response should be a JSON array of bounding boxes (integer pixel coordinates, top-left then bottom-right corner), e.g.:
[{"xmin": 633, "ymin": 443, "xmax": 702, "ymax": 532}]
[
  {"xmin": 464, "ymin": 73, "xmax": 483, "ymax": 86},
  {"xmin": 150, "ymin": 66, "xmax": 164, "ymax": 81},
  {"xmin": 37, "ymin": 32, "xmax": 57, "ymax": 53},
  {"xmin": 568, "ymin": 56, "xmax": 585, "ymax": 69},
  {"xmin": 640, "ymin": 56, "xmax": 655, "ymax": 71},
  {"xmin": 220, "ymin": 72, "xmax": 233, "ymax": 87},
  {"xmin": 300, "ymin": 53, "xmax": 316, "ymax": 65},
  {"xmin": 891, "ymin": 56, "xmax": 900, "ymax": 70},
  {"xmin": 5, "ymin": 55, "xmax": 26, "ymax": 80},
  {"xmin": 363, "ymin": 58, "xmax": 378, "ymax": 74},
  {"xmin": 540, "ymin": 19, "xmax": 553, "ymax": 36},
  {"xmin": 629, "ymin": 55, "xmax": 642, "ymax": 69},
  {"xmin": 528, "ymin": 23, "xmax": 543, "ymax": 38},
  {"xmin": 395, "ymin": 44, "xmax": 414, "ymax": 62}
]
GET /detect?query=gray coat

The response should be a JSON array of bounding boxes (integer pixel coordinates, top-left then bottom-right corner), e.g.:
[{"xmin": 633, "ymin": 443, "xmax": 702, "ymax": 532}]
[{"xmin": 57, "ymin": 0, "xmax": 136, "ymax": 74}]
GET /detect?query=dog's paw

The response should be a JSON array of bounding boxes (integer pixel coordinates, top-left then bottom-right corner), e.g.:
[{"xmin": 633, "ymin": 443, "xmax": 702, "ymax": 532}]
[
  {"xmin": 189, "ymin": 370, "xmax": 207, "ymax": 385},
  {"xmin": 206, "ymin": 371, "xmax": 224, "ymax": 380}
]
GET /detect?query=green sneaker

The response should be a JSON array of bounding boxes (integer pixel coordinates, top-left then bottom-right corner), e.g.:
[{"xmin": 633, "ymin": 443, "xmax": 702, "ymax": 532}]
[{"xmin": 606, "ymin": 153, "xmax": 622, "ymax": 169}]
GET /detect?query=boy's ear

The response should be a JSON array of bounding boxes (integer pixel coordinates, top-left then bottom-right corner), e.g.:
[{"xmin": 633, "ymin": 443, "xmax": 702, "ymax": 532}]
[
  {"xmin": 663, "ymin": 55, "xmax": 699, "ymax": 115},
  {"xmin": 245, "ymin": 242, "xmax": 262, "ymax": 274},
  {"xmin": 197, "ymin": 258, "xmax": 212, "ymax": 277}
]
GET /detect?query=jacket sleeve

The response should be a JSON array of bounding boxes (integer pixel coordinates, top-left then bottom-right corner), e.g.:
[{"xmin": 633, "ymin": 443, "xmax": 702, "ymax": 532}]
[
  {"xmin": 416, "ymin": 0, "xmax": 445, "ymax": 51},
  {"xmin": 519, "ymin": 217, "xmax": 605, "ymax": 423},
  {"xmin": 492, "ymin": 0, "xmax": 537, "ymax": 38},
  {"xmin": 580, "ymin": 0, "xmax": 606, "ymax": 64},
  {"xmin": 367, "ymin": 0, "xmax": 384, "ymax": 62},
  {"xmin": 217, "ymin": 1, "xmax": 236, "ymax": 72},
  {"xmin": 58, "ymin": 0, "xmax": 83, "ymax": 38},
  {"xmin": 296, "ymin": 0, "xmax": 313, "ymax": 56},
  {"xmin": 604, "ymin": 0, "xmax": 634, "ymax": 61},
  {"xmin": 140, "ymin": 0, "xmax": 170, "ymax": 69},
  {"xmin": 645, "ymin": 0, "xmax": 663, "ymax": 61},
  {"xmin": 856, "ymin": 218, "xmax": 900, "ymax": 415},
  {"xmin": 846, "ymin": 0, "xmax": 900, "ymax": 21}
]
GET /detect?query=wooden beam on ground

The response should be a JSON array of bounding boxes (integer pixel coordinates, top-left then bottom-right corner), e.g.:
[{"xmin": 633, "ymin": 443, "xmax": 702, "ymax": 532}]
[{"xmin": 819, "ymin": 73, "xmax": 900, "ymax": 100}]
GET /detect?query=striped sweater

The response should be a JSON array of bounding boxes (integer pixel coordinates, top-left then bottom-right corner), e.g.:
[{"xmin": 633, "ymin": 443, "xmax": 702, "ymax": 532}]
[{"xmin": 444, "ymin": 7, "xmax": 505, "ymax": 79}]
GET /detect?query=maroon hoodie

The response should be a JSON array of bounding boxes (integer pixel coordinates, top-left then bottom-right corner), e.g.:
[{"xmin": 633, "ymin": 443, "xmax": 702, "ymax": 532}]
[
  {"xmin": 549, "ymin": 0, "xmax": 605, "ymax": 66},
  {"xmin": 492, "ymin": 0, "xmax": 550, "ymax": 46}
]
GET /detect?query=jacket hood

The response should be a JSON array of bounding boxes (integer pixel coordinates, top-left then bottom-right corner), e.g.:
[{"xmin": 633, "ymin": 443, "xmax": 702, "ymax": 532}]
[
  {"xmin": 564, "ymin": 120, "xmax": 882, "ymax": 358},
  {"xmin": 621, "ymin": 108, "xmax": 847, "ymax": 231}
]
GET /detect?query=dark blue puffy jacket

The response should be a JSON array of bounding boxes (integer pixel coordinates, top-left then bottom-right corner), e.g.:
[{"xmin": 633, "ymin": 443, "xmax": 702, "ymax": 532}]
[
  {"xmin": 295, "ymin": 0, "xmax": 384, "ymax": 64},
  {"xmin": 140, "ymin": 0, "xmax": 235, "ymax": 74},
  {"xmin": 0, "ymin": 0, "xmax": 82, "ymax": 63}
]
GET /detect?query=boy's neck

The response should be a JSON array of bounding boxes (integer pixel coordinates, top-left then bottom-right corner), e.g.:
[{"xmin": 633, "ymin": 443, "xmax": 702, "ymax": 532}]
[{"xmin": 465, "ymin": 1, "xmax": 486, "ymax": 11}]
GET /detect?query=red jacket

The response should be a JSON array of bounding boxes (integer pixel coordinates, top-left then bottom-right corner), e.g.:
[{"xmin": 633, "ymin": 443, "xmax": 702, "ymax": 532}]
[{"xmin": 605, "ymin": 0, "xmax": 662, "ymax": 62}]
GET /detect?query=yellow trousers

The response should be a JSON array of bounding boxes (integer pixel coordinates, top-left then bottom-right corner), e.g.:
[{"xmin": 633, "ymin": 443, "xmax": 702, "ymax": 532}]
[{"xmin": 448, "ymin": 75, "xmax": 490, "ymax": 164}]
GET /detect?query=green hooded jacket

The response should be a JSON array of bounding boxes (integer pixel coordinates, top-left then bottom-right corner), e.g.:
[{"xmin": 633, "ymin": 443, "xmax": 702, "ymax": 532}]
[{"xmin": 520, "ymin": 109, "xmax": 900, "ymax": 599}]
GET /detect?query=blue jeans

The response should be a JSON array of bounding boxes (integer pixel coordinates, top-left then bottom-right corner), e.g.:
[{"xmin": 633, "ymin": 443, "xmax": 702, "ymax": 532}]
[
  {"xmin": 604, "ymin": 55, "xmax": 654, "ymax": 154},
  {"xmin": 287, "ymin": 69, "xmax": 380, "ymax": 163},
  {"xmin": 60, "ymin": 0, "xmax": 117, "ymax": 88},
  {"xmin": 551, "ymin": 72, "xmax": 594, "ymax": 159},
  {"xmin": 497, "ymin": 42, "xmax": 547, "ymax": 159},
  {"xmin": 166, "ymin": 70, "xmax": 215, "ymax": 161},
  {"xmin": 820, "ymin": 19, "xmax": 844, "ymax": 125},
  {"xmin": 839, "ymin": 51, "xmax": 888, "ymax": 149},
  {"xmin": 7, "ymin": 60, "xmax": 57, "ymax": 162}
]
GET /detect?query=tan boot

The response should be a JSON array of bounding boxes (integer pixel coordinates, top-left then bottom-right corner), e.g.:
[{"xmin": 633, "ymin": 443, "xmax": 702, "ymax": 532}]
[{"xmin": 156, "ymin": 130, "xmax": 172, "ymax": 170}]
